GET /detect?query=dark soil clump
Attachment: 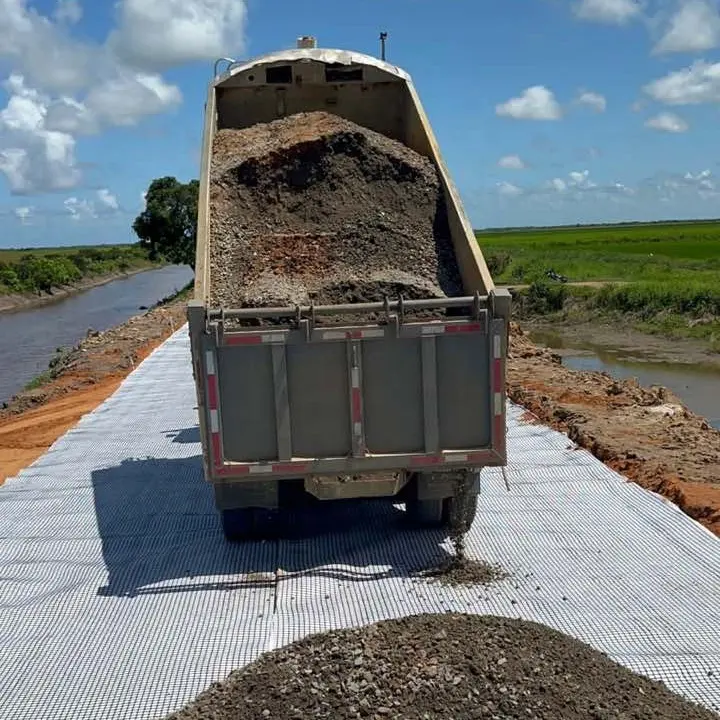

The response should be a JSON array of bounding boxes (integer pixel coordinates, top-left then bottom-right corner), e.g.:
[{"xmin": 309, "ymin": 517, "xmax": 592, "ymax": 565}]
[
  {"xmin": 208, "ymin": 111, "xmax": 464, "ymax": 322},
  {"xmin": 164, "ymin": 613, "xmax": 716, "ymax": 720}
]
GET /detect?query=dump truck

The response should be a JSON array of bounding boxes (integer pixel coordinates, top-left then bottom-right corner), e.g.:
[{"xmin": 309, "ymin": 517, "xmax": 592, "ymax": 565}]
[{"xmin": 187, "ymin": 37, "xmax": 511, "ymax": 541}]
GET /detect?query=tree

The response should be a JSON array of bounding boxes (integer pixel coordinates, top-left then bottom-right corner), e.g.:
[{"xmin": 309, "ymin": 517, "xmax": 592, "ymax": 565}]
[{"xmin": 132, "ymin": 176, "xmax": 199, "ymax": 268}]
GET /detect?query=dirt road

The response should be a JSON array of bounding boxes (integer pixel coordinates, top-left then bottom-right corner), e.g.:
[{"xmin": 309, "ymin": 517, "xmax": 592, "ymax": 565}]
[{"xmin": 1, "ymin": 307, "xmax": 718, "ymax": 537}]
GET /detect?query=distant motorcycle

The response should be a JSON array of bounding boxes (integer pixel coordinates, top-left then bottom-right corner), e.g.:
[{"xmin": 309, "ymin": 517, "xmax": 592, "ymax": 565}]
[{"xmin": 545, "ymin": 269, "xmax": 568, "ymax": 283}]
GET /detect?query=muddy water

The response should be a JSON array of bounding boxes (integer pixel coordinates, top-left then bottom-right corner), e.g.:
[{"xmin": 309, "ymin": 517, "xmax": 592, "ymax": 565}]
[
  {"xmin": 0, "ymin": 265, "xmax": 194, "ymax": 405},
  {"xmin": 530, "ymin": 329, "xmax": 720, "ymax": 429}
]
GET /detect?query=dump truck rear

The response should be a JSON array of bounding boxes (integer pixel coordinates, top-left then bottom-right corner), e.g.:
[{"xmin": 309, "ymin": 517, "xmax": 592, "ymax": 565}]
[{"xmin": 187, "ymin": 38, "xmax": 510, "ymax": 541}]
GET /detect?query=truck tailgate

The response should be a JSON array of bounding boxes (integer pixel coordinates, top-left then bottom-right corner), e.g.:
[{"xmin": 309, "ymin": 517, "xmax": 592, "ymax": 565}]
[{"xmin": 190, "ymin": 298, "xmax": 506, "ymax": 481}]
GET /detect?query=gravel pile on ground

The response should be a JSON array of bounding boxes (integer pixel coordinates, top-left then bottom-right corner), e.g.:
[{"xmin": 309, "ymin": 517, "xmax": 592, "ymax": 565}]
[
  {"xmin": 165, "ymin": 613, "xmax": 716, "ymax": 720},
  {"xmin": 417, "ymin": 557, "xmax": 508, "ymax": 586},
  {"xmin": 208, "ymin": 111, "xmax": 463, "ymax": 319}
]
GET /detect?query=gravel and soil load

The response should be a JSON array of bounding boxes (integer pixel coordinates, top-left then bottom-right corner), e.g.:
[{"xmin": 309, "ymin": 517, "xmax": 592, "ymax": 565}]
[
  {"xmin": 164, "ymin": 613, "xmax": 716, "ymax": 720},
  {"xmin": 208, "ymin": 111, "xmax": 463, "ymax": 319}
]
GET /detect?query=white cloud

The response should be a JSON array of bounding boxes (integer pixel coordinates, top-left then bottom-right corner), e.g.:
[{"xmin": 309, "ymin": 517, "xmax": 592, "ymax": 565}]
[
  {"xmin": 568, "ymin": 170, "xmax": 596, "ymax": 187},
  {"xmin": 44, "ymin": 96, "xmax": 98, "ymax": 135},
  {"xmin": 644, "ymin": 61, "xmax": 720, "ymax": 104},
  {"xmin": 0, "ymin": 0, "xmax": 240, "ymax": 195},
  {"xmin": 497, "ymin": 154, "xmax": 526, "ymax": 169},
  {"xmin": 84, "ymin": 72, "xmax": 181, "ymax": 126},
  {"xmin": 496, "ymin": 181, "xmax": 523, "ymax": 196},
  {"xmin": 645, "ymin": 111, "xmax": 689, "ymax": 132},
  {"xmin": 96, "ymin": 188, "xmax": 119, "ymax": 211},
  {"xmin": 64, "ymin": 196, "xmax": 95, "ymax": 219},
  {"xmin": 0, "ymin": 75, "xmax": 80, "ymax": 193},
  {"xmin": 496, "ymin": 86, "xmax": 562, "ymax": 120},
  {"xmin": 109, "ymin": 0, "xmax": 248, "ymax": 70},
  {"xmin": 548, "ymin": 170, "xmax": 597, "ymax": 193},
  {"xmin": 654, "ymin": 0, "xmax": 720, "ymax": 54},
  {"xmin": 573, "ymin": 0, "xmax": 643, "ymax": 24},
  {"xmin": 0, "ymin": 0, "xmax": 95, "ymax": 94},
  {"xmin": 576, "ymin": 90, "xmax": 607, "ymax": 112},
  {"xmin": 54, "ymin": 0, "xmax": 82, "ymax": 24},
  {"xmin": 14, "ymin": 205, "xmax": 32, "ymax": 222}
]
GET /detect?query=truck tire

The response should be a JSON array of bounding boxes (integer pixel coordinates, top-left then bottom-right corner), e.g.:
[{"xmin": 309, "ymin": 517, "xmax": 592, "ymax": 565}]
[
  {"xmin": 405, "ymin": 497, "xmax": 445, "ymax": 527},
  {"xmin": 442, "ymin": 492, "xmax": 478, "ymax": 533},
  {"xmin": 221, "ymin": 508, "xmax": 276, "ymax": 542}
]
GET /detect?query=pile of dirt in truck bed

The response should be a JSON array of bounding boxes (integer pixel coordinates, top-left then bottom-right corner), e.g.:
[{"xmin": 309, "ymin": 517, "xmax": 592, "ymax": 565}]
[
  {"xmin": 208, "ymin": 111, "xmax": 464, "ymax": 317},
  {"xmin": 164, "ymin": 613, "xmax": 715, "ymax": 720}
]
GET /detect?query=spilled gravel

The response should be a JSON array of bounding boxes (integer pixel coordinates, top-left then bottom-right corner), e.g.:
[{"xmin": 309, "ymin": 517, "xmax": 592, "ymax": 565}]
[{"xmin": 164, "ymin": 614, "xmax": 717, "ymax": 720}]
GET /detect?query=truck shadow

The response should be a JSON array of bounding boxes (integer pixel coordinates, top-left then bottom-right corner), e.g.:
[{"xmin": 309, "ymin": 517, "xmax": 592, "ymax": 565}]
[{"xmin": 91, "ymin": 450, "xmax": 454, "ymax": 598}]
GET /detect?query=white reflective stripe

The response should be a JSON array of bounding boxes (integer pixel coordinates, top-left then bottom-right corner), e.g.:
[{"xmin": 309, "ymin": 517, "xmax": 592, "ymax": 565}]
[
  {"xmin": 322, "ymin": 331, "xmax": 346, "ymax": 340},
  {"xmin": 351, "ymin": 367, "xmax": 360, "ymax": 388},
  {"xmin": 353, "ymin": 422, "xmax": 362, "ymax": 437},
  {"xmin": 494, "ymin": 392, "xmax": 503, "ymax": 416},
  {"xmin": 209, "ymin": 409, "xmax": 219, "ymax": 433},
  {"xmin": 493, "ymin": 334, "xmax": 502, "ymax": 359},
  {"xmin": 254, "ymin": 465, "xmax": 275, "ymax": 474},
  {"xmin": 447, "ymin": 454, "xmax": 468, "ymax": 463},
  {"xmin": 361, "ymin": 329, "xmax": 385, "ymax": 338},
  {"xmin": 262, "ymin": 334, "xmax": 285, "ymax": 344},
  {"xmin": 206, "ymin": 351, "xmax": 215, "ymax": 375},
  {"xmin": 421, "ymin": 325, "xmax": 444, "ymax": 335}
]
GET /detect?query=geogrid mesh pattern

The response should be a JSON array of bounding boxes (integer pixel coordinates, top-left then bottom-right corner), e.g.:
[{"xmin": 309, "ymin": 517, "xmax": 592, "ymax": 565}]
[{"xmin": 0, "ymin": 328, "xmax": 718, "ymax": 719}]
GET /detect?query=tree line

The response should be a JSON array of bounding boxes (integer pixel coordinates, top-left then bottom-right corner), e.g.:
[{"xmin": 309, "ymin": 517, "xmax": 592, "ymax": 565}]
[
  {"xmin": 0, "ymin": 245, "xmax": 153, "ymax": 295},
  {"xmin": 1, "ymin": 176, "xmax": 199, "ymax": 296}
]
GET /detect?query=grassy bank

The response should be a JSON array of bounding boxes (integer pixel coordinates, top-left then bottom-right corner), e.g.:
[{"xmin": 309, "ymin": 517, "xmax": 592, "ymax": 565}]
[
  {"xmin": 477, "ymin": 221, "xmax": 720, "ymax": 348},
  {"xmin": 0, "ymin": 244, "xmax": 161, "ymax": 297}
]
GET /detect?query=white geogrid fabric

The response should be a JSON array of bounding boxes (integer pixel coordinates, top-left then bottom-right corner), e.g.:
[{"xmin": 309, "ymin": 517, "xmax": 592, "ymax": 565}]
[{"xmin": 1, "ymin": 328, "xmax": 719, "ymax": 719}]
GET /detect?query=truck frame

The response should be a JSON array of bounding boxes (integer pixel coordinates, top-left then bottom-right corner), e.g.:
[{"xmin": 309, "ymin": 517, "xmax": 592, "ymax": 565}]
[{"xmin": 188, "ymin": 39, "xmax": 511, "ymax": 540}]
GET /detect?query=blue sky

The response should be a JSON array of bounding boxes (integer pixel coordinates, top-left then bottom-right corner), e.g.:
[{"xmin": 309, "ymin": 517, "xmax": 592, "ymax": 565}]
[{"xmin": 1, "ymin": 0, "xmax": 720, "ymax": 247}]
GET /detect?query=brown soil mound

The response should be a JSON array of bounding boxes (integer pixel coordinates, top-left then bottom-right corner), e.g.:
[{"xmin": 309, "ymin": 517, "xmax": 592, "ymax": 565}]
[
  {"xmin": 208, "ymin": 111, "xmax": 463, "ymax": 314},
  {"xmin": 164, "ymin": 614, "xmax": 716, "ymax": 720},
  {"xmin": 507, "ymin": 323, "xmax": 720, "ymax": 535}
]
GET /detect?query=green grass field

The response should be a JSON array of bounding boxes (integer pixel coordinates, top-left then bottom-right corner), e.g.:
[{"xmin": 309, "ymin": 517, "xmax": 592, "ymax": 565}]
[
  {"xmin": 0, "ymin": 244, "xmax": 144, "ymax": 263},
  {"xmin": 0, "ymin": 243, "xmax": 159, "ymax": 296},
  {"xmin": 476, "ymin": 221, "xmax": 720, "ymax": 347}
]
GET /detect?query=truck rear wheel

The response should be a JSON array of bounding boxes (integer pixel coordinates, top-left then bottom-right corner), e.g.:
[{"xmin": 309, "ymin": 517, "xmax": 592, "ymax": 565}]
[
  {"xmin": 221, "ymin": 508, "xmax": 276, "ymax": 542},
  {"xmin": 405, "ymin": 497, "xmax": 445, "ymax": 527}
]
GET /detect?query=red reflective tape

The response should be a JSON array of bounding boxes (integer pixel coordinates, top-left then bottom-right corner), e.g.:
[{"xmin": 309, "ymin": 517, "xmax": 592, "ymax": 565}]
[
  {"xmin": 410, "ymin": 455, "xmax": 443, "ymax": 466},
  {"xmin": 468, "ymin": 451, "xmax": 493, "ymax": 464},
  {"xmin": 444, "ymin": 323, "xmax": 482, "ymax": 334},
  {"xmin": 207, "ymin": 375, "xmax": 219, "ymax": 410},
  {"xmin": 214, "ymin": 464, "xmax": 250, "ymax": 477},
  {"xmin": 226, "ymin": 334, "xmax": 262, "ymax": 346},
  {"xmin": 493, "ymin": 357, "xmax": 503, "ymax": 391},
  {"xmin": 493, "ymin": 414, "xmax": 505, "ymax": 445},
  {"xmin": 272, "ymin": 463, "xmax": 308, "ymax": 474},
  {"xmin": 351, "ymin": 387, "xmax": 362, "ymax": 423},
  {"xmin": 211, "ymin": 432, "xmax": 222, "ymax": 461}
]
